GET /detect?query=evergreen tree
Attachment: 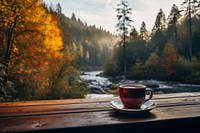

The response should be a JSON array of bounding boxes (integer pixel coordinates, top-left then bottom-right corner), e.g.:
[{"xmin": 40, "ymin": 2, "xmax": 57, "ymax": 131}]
[
  {"xmin": 150, "ymin": 9, "xmax": 167, "ymax": 55},
  {"xmin": 116, "ymin": 0, "xmax": 133, "ymax": 75},
  {"xmin": 130, "ymin": 27, "xmax": 138, "ymax": 41},
  {"xmin": 139, "ymin": 21, "xmax": 149, "ymax": 41},
  {"xmin": 152, "ymin": 8, "xmax": 166, "ymax": 33},
  {"xmin": 192, "ymin": 17, "xmax": 200, "ymax": 59},
  {"xmin": 181, "ymin": 0, "xmax": 199, "ymax": 60},
  {"xmin": 167, "ymin": 4, "xmax": 181, "ymax": 51},
  {"xmin": 56, "ymin": 3, "xmax": 62, "ymax": 14},
  {"xmin": 71, "ymin": 13, "xmax": 77, "ymax": 21}
]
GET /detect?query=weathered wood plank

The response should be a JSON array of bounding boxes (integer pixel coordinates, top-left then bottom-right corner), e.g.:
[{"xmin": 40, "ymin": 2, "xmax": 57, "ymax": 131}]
[
  {"xmin": 0, "ymin": 98, "xmax": 113, "ymax": 108},
  {"xmin": 1, "ymin": 92, "xmax": 200, "ymax": 133},
  {"xmin": 1, "ymin": 104, "xmax": 200, "ymax": 132},
  {"xmin": 153, "ymin": 92, "xmax": 200, "ymax": 99},
  {"xmin": 1, "ymin": 94, "xmax": 200, "ymax": 118},
  {"xmin": 0, "ymin": 102, "xmax": 111, "ymax": 118},
  {"xmin": 0, "ymin": 92, "xmax": 200, "ymax": 107},
  {"xmin": 0, "ymin": 98, "xmax": 198, "ymax": 118}
]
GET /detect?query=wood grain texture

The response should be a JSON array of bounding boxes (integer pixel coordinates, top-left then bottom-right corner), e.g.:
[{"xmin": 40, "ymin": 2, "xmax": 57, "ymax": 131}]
[{"xmin": 0, "ymin": 92, "xmax": 200, "ymax": 133}]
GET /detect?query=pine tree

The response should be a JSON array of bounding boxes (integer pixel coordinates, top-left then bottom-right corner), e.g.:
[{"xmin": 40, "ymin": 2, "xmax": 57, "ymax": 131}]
[
  {"xmin": 130, "ymin": 27, "xmax": 138, "ymax": 41},
  {"xmin": 116, "ymin": 0, "xmax": 133, "ymax": 75},
  {"xmin": 140, "ymin": 21, "xmax": 149, "ymax": 41},
  {"xmin": 152, "ymin": 8, "xmax": 166, "ymax": 34},
  {"xmin": 167, "ymin": 4, "xmax": 181, "ymax": 50},
  {"xmin": 71, "ymin": 13, "xmax": 76, "ymax": 21},
  {"xmin": 56, "ymin": 3, "xmax": 62, "ymax": 14},
  {"xmin": 150, "ymin": 9, "xmax": 167, "ymax": 55},
  {"xmin": 181, "ymin": 0, "xmax": 199, "ymax": 60}
]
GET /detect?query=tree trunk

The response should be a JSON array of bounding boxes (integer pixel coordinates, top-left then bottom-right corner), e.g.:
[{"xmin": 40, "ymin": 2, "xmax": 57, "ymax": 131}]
[
  {"xmin": 188, "ymin": 0, "xmax": 192, "ymax": 61},
  {"xmin": 3, "ymin": 16, "xmax": 18, "ymax": 80}
]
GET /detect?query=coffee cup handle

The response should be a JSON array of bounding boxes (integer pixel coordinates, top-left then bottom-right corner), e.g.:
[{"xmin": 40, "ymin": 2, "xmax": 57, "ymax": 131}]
[{"xmin": 145, "ymin": 88, "xmax": 153, "ymax": 102}]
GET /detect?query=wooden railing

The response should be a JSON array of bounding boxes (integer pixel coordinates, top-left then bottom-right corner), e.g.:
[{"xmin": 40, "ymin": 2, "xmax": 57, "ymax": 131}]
[{"xmin": 1, "ymin": 92, "xmax": 200, "ymax": 133}]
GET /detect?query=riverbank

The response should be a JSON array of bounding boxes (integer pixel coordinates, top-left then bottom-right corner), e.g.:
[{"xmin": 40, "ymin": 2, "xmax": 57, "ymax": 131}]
[{"xmin": 80, "ymin": 71, "xmax": 200, "ymax": 96}]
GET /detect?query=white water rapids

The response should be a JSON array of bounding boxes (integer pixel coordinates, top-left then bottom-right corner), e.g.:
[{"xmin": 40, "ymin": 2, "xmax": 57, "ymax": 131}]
[{"xmin": 80, "ymin": 71, "xmax": 200, "ymax": 98}]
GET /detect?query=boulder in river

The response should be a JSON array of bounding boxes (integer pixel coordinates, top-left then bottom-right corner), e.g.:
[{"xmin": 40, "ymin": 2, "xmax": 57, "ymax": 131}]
[{"xmin": 87, "ymin": 85, "xmax": 105, "ymax": 94}]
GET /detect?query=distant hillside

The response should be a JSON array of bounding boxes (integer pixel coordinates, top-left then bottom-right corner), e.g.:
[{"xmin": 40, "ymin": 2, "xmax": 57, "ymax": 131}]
[{"xmin": 52, "ymin": 8, "xmax": 119, "ymax": 70}]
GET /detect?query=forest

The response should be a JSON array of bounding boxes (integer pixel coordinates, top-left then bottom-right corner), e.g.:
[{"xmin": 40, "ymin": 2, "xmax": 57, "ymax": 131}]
[
  {"xmin": 104, "ymin": 1, "xmax": 200, "ymax": 84},
  {"xmin": 0, "ymin": 0, "xmax": 118, "ymax": 101},
  {"xmin": 0, "ymin": 0, "xmax": 199, "ymax": 101}
]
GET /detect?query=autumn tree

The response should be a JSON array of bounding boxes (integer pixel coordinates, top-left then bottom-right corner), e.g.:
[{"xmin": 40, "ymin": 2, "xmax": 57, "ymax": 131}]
[
  {"xmin": 0, "ymin": 0, "xmax": 65, "ymax": 100},
  {"xmin": 0, "ymin": 0, "xmax": 32, "ymax": 77},
  {"xmin": 162, "ymin": 42, "xmax": 178, "ymax": 77},
  {"xmin": 0, "ymin": 0, "xmax": 48, "ymax": 99},
  {"xmin": 144, "ymin": 53, "xmax": 162, "ymax": 78},
  {"xmin": 0, "ymin": 0, "xmax": 63, "ymax": 75}
]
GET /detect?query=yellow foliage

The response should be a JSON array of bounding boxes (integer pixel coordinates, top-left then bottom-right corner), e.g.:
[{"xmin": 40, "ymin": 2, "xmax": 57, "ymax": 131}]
[
  {"xmin": 0, "ymin": 0, "xmax": 66, "ymax": 99},
  {"xmin": 162, "ymin": 42, "xmax": 178, "ymax": 76}
]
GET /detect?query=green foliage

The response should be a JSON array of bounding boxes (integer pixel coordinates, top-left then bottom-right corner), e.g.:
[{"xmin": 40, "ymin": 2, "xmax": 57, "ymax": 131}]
[
  {"xmin": 143, "ymin": 53, "xmax": 163, "ymax": 78},
  {"xmin": 152, "ymin": 8, "xmax": 166, "ymax": 33},
  {"xmin": 55, "ymin": 11, "xmax": 119, "ymax": 71},
  {"xmin": 116, "ymin": 0, "xmax": 134, "ymax": 73},
  {"xmin": 192, "ymin": 17, "xmax": 200, "ymax": 59},
  {"xmin": 103, "ymin": 61, "xmax": 121, "ymax": 76},
  {"xmin": 47, "ymin": 53, "xmax": 87, "ymax": 100},
  {"xmin": 104, "ymin": 3, "xmax": 200, "ymax": 84},
  {"xmin": 173, "ymin": 57, "xmax": 200, "ymax": 83},
  {"xmin": 116, "ymin": 0, "xmax": 133, "ymax": 36},
  {"xmin": 174, "ymin": 57, "xmax": 192, "ymax": 77},
  {"xmin": 126, "ymin": 39, "xmax": 147, "ymax": 63},
  {"xmin": 64, "ymin": 86, "xmax": 88, "ymax": 99},
  {"xmin": 140, "ymin": 21, "xmax": 149, "ymax": 41},
  {"xmin": 190, "ymin": 58, "xmax": 200, "ymax": 76},
  {"xmin": 129, "ymin": 59, "xmax": 144, "ymax": 78},
  {"xmin": 150, "ymin": 29, "xmax": 167, "ymax": 56},
  {"xmin": 0, "ymin": 1, "xmax": 94, "ymax": 101},
  {"xmin": 0, "ymin": 1, "xmax": 200, "ymax": 101}
]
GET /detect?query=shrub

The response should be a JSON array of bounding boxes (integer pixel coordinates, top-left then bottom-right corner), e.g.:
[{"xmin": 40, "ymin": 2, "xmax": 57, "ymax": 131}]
[
  {"xmin": 174, "ymin": 57, "xmax": 192, "ymax": 78},
  {"xmin": 64, "ymin": 86, "xmax": 88, "ymax": 99},
  {"xmin": 0, "ymin": 64, "xmax": 18, "ymax": 102},
  {"xmin": 143, "ymin": 53, "xmax": 163, "ymax": 78},
  {"xmin": 48, "ymin": 66, "xmax": 87, "ymax": 100},
  {"xmin": 190, "ymin": 57, "xmax": 200, "ymax": 77},
  {"xmin": 103, "ymin": 61, "xmax": 121, "ymax": 76},
  {"xmin": 130, "ymin": 59, "xmax": 144, "ymax": 78}
]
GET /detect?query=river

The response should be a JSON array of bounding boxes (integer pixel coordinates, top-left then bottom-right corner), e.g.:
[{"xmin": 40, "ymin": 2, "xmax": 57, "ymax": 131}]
[{"xmin": 80, "ymin": 71, "xmax": 200, "ymax": 98}]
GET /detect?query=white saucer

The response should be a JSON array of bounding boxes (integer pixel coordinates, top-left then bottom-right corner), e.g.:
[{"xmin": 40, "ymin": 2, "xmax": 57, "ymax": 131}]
[{"xmin": 109, "ymin": 100, "xmax": 156, "ymax": 114}]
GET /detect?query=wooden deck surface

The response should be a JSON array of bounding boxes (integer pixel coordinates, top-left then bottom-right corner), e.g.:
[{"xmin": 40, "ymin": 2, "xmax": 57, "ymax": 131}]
[{"xmin": 1, "ymin": 92, "xmax": 200, "ymax": 133}]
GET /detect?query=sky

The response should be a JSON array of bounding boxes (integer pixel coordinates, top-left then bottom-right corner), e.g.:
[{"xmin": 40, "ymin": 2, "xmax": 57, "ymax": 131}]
[{"xmin": 43, "ymin": 0, "xmax": 183, "ymax": 34}]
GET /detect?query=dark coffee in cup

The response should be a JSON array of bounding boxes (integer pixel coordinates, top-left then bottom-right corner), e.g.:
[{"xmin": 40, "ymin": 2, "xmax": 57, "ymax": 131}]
[{"xmin": 119, "ymin": 84, "xmax": 153, "ymax": 109}]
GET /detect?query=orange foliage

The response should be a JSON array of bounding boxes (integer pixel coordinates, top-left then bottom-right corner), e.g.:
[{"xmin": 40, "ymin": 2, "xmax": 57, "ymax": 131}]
[
  {"xmin": 162, "ymin": 42, "xmax": 178, "ymax": 76},
  {"xmin": 0, "ymin": 0, "xmax": 66, "ymax": 99}
]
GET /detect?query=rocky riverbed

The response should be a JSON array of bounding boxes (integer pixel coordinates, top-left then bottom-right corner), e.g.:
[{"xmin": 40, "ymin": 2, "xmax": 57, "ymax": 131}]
[{"xmin": 80, "ymin": 71, "xmax": 200, "ymax": 98}]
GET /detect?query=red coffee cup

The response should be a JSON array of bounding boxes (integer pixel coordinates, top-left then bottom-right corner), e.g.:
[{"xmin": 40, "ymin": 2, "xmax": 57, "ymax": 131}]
[{"xmin": 119, "ymin": 84, "xmax": 153, "ymax": 109}]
